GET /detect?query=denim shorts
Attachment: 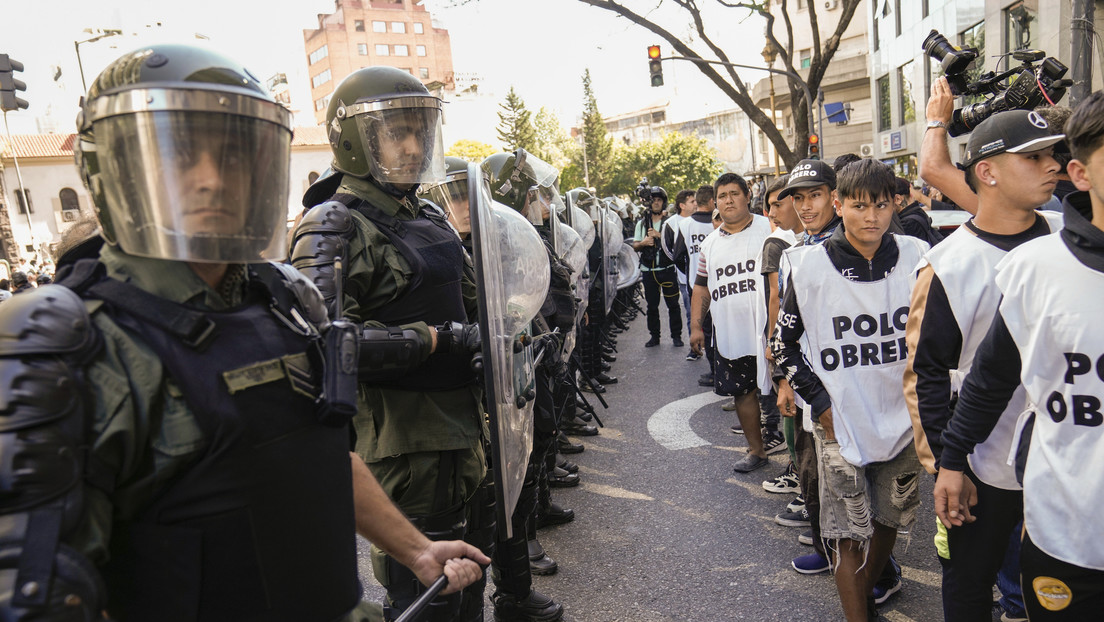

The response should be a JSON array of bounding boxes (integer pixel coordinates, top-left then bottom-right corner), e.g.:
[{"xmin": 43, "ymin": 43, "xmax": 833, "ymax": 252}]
[{"xmin": 813, "ymin": 423, "xmax": 921, "ymax": 543}]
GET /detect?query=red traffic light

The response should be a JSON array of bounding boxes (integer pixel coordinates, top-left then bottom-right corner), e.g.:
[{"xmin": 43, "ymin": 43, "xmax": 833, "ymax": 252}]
[
  {"xmin": 808, "ymin": 134, "xmax": 819, "ymax": 145},
  {"xmin": 648, "ymin": 45, "xmax": 661, "ymax": 59},
  {"xmin": 807, "ymin": 133, "xmax": 820, "ymax": 159}
]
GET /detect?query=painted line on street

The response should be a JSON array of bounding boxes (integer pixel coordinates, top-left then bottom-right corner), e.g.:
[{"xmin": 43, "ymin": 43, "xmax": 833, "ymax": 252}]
[
  {"xmin": 901, "ymin": 564, "xmax": 941, "ymax": 588},
  {"xmin": 580, "ymin": 482, "xmax": 654, "ymax": 501},
  {"xmin": 646, "ymin": 390, "xmax": 730, "ymax": 450}
]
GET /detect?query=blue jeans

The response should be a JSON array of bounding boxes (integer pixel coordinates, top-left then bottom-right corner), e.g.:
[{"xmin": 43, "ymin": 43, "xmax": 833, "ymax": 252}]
[
  {"xmin": 997, "ymin": 521, "xmax": 1026, "ymax": 617},
  {"xmin": 678, "ymin": 280, "xmax": 691, "ymax": 329}
]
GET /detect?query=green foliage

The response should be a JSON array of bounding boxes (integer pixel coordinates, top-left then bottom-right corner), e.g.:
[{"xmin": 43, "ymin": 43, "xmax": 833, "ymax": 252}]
[
  {"xmin": 496, "ymin": 86, "xmax": 537, "ymax": 152},
  {"xmin": 532, "ymin": 107, "xmax": 577, "ymax": 173},
  {"xmin": 607, "ymin": 132, "xmax": 723, "ymax": 199},
  {"xmin": 570, "ymin": 69, "xmax": 616, "ymax": 194},
  {"xmin": 446, "ymin": 139, "xmax": 497, "ymax": 162}
]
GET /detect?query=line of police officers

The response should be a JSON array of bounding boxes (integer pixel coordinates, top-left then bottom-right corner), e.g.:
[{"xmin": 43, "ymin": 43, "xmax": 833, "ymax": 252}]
[{"xmin": 0, "ymin": 44, "xmax": 641, "ymax": 622}]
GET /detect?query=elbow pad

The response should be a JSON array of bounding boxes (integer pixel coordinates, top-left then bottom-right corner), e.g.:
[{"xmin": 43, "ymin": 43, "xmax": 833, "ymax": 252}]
[
  {"xmin": 358, "ymin": 326, "xmax": 427, "ymax": 381},
  {"xmin": 290, "ymin": 201, "xmax": 356, "ymax": 318},
  {"xmin": 0, "ymin": 285, "xmax": 106, "ymax": 619}
]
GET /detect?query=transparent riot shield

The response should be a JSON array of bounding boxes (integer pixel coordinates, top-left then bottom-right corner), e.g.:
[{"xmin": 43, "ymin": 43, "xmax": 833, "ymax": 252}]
[
  {"xmin": 567, "ymin": 206, "xmax": 594, "ymax": 324},
  {"xmin": 468, "ymin": 164, "xmax": 551, "ymax": 537},
  {"xmin": 556, "ymin": 221, "xmax": 586, "ymax": 357},
  {"xmin": 616, "ymin": 241, "xmax": 642, "ymax": 290},
  {"xmin": 602, "ymin": 207, "xmax": 621, "ymax": 315}
]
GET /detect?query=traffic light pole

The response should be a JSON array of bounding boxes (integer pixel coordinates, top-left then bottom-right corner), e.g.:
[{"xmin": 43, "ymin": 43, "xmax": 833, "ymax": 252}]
[
  {"xmin": 2, "ymin": 110, "xmax": 35, "ymax": 247},
  {"xmin": 654, "ymin": 55, "xmax": 817, "ymax": 148}
]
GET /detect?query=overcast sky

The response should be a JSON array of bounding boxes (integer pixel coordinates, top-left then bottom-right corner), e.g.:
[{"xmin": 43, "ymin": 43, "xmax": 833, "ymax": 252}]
[{"xmin": 0, "ymin": 0, "xmax": 768, "ymax": 144}]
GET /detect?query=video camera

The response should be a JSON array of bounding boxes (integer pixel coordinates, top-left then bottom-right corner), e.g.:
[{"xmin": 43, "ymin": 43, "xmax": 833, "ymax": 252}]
[
  {"xmin": 636, "ymin": 178, "xmax": 652, "ymax": 204},
  {"xmin": 922, "ymin": 29, "xmax": 1072, "ymax": 136}
]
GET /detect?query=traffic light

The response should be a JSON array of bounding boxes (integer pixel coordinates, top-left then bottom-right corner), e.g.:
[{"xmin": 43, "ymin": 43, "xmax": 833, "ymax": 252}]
[
  {"xmin": 807, "ymin": 133, "xmax": 820, "ymax": 160},
  {"xmin": 0, "ymin": 55, "xmax": 28, "ymax": 112},
  {"xmin": 648, "ymin": 45, "xmax": 663, "ymax": 87}
]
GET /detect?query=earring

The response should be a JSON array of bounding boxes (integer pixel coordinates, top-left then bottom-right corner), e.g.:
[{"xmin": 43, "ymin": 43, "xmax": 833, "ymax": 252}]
[{"xmin": 989, "ymin": 180, "xmax": 996, "ymax": 186}]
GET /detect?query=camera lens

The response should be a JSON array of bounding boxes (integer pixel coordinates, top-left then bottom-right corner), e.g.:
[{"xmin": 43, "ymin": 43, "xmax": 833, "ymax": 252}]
[
  {"xmin": 950, "ymin": 100, "xmax": 993, "ymax": 137},
  {"xmin": 922, "ymin": 30, "xmax": 956, "ymax": 63}
]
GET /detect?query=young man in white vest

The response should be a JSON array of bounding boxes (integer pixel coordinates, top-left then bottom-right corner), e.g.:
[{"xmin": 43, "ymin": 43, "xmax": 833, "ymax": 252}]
[
  {"xmin": 935, "ymin": 91, "xmax": 1104, "ymax": 621},
  {"xmin": 675, "ymin": 186, "xmax": 719, "ymax": 366},
  {"xmin": 772, "ymin": 159, "xmax": 930, "ymax": 621},
  {"xmin": 690, "ymin": 173, "xmax": 772, "ymax": 472},
  {"xmin": 905, "ymin": 109, "xmax": 1065, "ymax": 622},
  {"xmin": 663, "ymin": 189, "xmax": 697, "ymax": 344}
]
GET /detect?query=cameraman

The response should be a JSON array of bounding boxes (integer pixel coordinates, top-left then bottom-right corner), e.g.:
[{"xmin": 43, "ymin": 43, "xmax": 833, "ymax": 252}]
[{"xmin": 634, "ymin": 186, "xmax": 683, "ymax": 348}]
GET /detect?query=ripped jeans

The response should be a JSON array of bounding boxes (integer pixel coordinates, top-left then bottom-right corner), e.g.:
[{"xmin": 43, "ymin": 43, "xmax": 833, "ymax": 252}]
[{"xmin": 813, "ymin": 423, "xmax": 921, "ymax": 544}]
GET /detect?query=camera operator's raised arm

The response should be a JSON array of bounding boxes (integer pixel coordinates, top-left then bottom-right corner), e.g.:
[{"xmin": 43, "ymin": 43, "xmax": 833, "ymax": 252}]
[{"xmin": 919, "ymin": 77, "xmax": 978, "ymax": 215}]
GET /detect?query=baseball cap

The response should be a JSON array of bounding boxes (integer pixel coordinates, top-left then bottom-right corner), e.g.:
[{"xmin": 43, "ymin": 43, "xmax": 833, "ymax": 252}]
[
  {"xmin": 778, "ymin": 159, "xmax": 837, "ymax": 199},
  {"xmin": 960, "ymin": 110, "xmax": 1066, "ymax": 168}
]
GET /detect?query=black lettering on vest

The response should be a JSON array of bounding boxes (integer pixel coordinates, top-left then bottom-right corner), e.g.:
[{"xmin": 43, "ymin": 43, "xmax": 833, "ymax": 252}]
[
  {"xmin": 747, "ymin": 259, "xmax": 756, "ymax": 273},
  {"xmin": 1074, "ymin": 395, "xmax": 1103, "ymax": 426},
  {"xmin": 821, "ymin": 348, "xmax": 839, "ymax": 371},
  {"xmin": 716, "ymin": 267, "xmax": 725, "ymax": 279},
  {"xmin": 727, "ymin": 283, "xmax": 739, "ymax": 297},
  {"xmin": 832, "ymin": 316, "xmax": 851, "ymax": 340},
  {"xmin": 854, "ymin": 314, "xmax": 877, "ymax": 338},
  {"xmin": 860, "ymin": 343, "xmax": 880, "ymax": 366},
  {"xmin": 711, "ymin": 288, "xmax": 720, "ymax": 301},
  {"xmin": 1064, "ymin": 352, "xmax": 1091, "ymax": 384},
  {"xmin": 879, "ymin": 312, "xmax": 894, "ymax": 336},
  {"xmin": 1047, "ymin": 391, "xmax": 1067, "ymax": 422},
  {"xmin": 899, "ymin": 337, "xmax": 908, "ymax": 359},
  {"xmin": 893, "ymin": 306, "xmax": 909, "ymax": 331},
  {"xmin": 881, "ymin": 338, "xmax": 898, "ymax": 363},
  {"xmin": 1097, "ymin": 353, "xmax": 1104, "ymax": 383},
  {"xmin": 841, "ymin": 344, "xmax": 859, "ymax": 368}
]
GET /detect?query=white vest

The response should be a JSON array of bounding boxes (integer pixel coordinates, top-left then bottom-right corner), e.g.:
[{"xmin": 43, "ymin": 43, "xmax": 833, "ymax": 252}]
[
  {"xmin": 757, "ymin": 228, "xmax": 798, "ymax": 392},
  {"xmin": 920, "ymin": 211, "xmax": 1063, "ymax": 489},
  {"xmin": 996, "ymin": 232, "xmax": 1104, "ymax": 570},
  {"xmin": 681, "ymin": 214, "xmax": 718, "ymax": 289},
  {"xmin": 787, "ymin": 234, "xmax": 928, "ymax": 466},
  {"xmin": 701, "ymin": 216, "xmax": 772, "ymax": 360},
  {"xmin": 663, "ymin": 214, "xmax": 686, "ymax": 281}
]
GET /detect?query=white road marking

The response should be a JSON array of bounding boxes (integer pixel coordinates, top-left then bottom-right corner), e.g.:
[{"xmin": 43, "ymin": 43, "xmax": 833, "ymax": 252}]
[
  {"xmin": 646, "ymin": 390, "xmax": 730, "ymax": 450},
  {"xmin": 580, "ymin": 482, "xmax": 654, "ymax": 501}
]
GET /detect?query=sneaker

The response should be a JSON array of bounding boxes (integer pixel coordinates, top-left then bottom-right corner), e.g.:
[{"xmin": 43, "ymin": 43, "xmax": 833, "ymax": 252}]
[
  {"xmin": 792, "ymin": 552, "xmax": 830, "ymax": 575},
  {"xmin": 644, "ymin": 336, "xmax": 660, "ymax": 347},
  {"xmin": 672, "ymin": 336, "xmax": 684, "ymax": 347},
  {"xmin": 786, "ymin": 495, "xmax": 805, "ymax": 514},
  {"xmin": 762, "ymin": 464, "xmax": 800, "ymax": 494},
  {"xmin": 698, "ymin": 373, "xmax": 714, "ymax": 387},
  {"xmin": 774, "ymin": 506, "xmax": 811, "ymax": 527},
  {"xmin": 762, "ymin": 430, "xmax": 787, "ymax": 455},
  {"xmin": 685, "ymin": 350, "xmax": 702, "ymax": 361},
  {"xmin": 732, "ymin": 453, "xmax": 769, "ymax": 473},
  {"xmin": 798, "ymin": 529, "xmax": 814, "ymax": 546},
  {"xmin": 722, "ymin": 399, "xmax": 739, "ymax": 412},
  {"xmin": 873, "ymin": 556, "xmax": 903, "ymax": 605}
]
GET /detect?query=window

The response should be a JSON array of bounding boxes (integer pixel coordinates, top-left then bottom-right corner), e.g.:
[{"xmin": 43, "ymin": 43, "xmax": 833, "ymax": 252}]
[
  {"xmin": 416, "ymin": 45, "xmax": 427, "ymax": 57},
  {"xmin": 373, "ymin": 21, "xmax": 386, "ymax": 33},
  {"xmin": 894, "ymin": 0, "xmax": 902, "ymax": 37},
  {"xmin": 922, "ymin": 0, "xmax": 929, "ymax": 18},
  {"xmin": 308, "ymin": 44, "xmax": 328, "ymax": 65},
  {"xmin": 59, "ymin": 188, "xmax": 79, "ymax": 212},
  {"xmin": 898, "ymin": 61, "xmax": 916, "ymax": 125},
  {"xmin": 419, "ymin": 67, "xmax": 429, "ymax": 79},
  {"xmin": 799, "ymin": 49, "xmax": 811, "ymax": 69},
  {"xmin": 1005, "ymin": 0, "xmax": 1037, "ymax": 54},
  {"xmin": 959, "ymin": 22, "xmax": 985, "ymax": 104},
  {"xmin": 400, "ymin": 68, "xmax": 413, "ymax": 75},
  {"xmin": 394, "ymin": 45, "xmax": 409, "ymax": 56},
  {"xmin": 314, "ymin": 94, "xmax": 331, "ymax": 111},
  {"xmin": 375, "ymin": 44, "xmax": 390, "ymax": 56},
  {"xmin": 358, "ymin": 43, "xmax": 368, "ymax": 56},
  {"xmin": 877, "ymin": 75, "xmax": 891, "ymax": 132},
  {"xmin": 413, "ymin": 22, "xmax": 424, "ymax": 34},
  {"xmin": 14, "ymin": 189, "xmax": 31, "ymax": 215},
  {"xmin": 391, "ymin": 22, "xmax": 406, "ymax": 33},
  {"xmin": 873, "ymin": 15, "xmax": 880, "ymax": 51},
  {"xmin": 355, "ymin": 20, "xmax": 364, "ymax": 32},
  {"xmin": 311, "ymin": 68, "xmax": 331, "ymax": 88}
]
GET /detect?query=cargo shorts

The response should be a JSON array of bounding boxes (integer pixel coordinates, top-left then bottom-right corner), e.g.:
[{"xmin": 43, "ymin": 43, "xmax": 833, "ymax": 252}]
[{"xmin": 812, "ymin": 423, "xmax": 921, "ymax": 543}]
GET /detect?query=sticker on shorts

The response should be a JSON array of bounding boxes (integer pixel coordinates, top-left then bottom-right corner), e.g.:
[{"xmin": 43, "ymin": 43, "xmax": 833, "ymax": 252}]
[{"xmin": 1032, "ymin": 576, "xmax": 1073, "ymax": 611}]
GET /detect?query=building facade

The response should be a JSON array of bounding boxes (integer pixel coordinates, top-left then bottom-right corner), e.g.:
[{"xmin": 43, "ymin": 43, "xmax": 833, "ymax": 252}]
[{"xmin": 303, "ymin": 0, "xmax": 455, "ymax": 124}]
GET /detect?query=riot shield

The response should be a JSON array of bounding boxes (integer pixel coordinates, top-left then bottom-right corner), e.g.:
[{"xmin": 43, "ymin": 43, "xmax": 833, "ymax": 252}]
[
  {"xmin": 468, "ymin": 164, "xmax": 551, "ymax": 538},
  {"xmin": 556, "ymin": 222, "xmax": 586, "ymax": 357},
  {"xmin": 602, "ymin": 207, "xmax": 621, "ymax": 315},
  {"xmin": 566, "ymin": 205, "xmax": 594, "ymax": 324},
  {"xmin": 616, "ymin": 241, "xmax": 642, "ymax": 289}
]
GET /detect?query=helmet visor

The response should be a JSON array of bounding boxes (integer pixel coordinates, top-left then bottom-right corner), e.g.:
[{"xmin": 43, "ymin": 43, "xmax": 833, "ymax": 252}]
[
  {"xmin": 421, "ymin": 174, "xmax": 470, "ymax": 234},
  {"xmin": 94, "ymin": 110, "xmax": 291, "ymax": 263},
  {"xmin": 355, "ymin": 105, "xmax": 445, "ymax": 185}
]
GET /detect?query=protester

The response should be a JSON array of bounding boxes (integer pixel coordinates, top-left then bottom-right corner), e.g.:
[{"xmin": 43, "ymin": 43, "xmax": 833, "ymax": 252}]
[{"xmin": 663, "ymin": 189, "xmax": 697, "ymax": 337}]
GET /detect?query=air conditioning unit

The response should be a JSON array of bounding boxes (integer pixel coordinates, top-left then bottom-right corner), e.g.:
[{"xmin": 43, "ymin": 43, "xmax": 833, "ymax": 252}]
[
  {"xmin": 859, "ymin": 143, "xmax": 875, "ymax": 157},
  {"xmin": 824, "ymin": 0, "xmax": 839, "ymax": 9},
  {"xmin": 61, "ymin": 210, "xmax": 79, "ymax": 222}
]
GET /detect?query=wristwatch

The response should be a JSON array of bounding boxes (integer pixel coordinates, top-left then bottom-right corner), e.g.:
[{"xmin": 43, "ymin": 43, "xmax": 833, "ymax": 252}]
[{"xmin": 926, "ymin": 120, "xmax": 948, "ymax": 131}]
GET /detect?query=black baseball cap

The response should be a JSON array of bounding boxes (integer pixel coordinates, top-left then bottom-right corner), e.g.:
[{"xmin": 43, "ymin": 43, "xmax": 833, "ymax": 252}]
[
  {"xmin": 960, "ymin": 110, "xmax": 1066, "ymax": 168},
  {"xmin": 778, "ymin": 159, "xmax": 836, "ymax": 199}
]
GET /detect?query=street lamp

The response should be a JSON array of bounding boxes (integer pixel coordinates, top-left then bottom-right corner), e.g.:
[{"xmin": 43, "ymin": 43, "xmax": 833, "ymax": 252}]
[
  {"xmin": 761, "ymin": 42, "xmax": 781, "ymax": 175},
  {"xmin": 74, "ymin": 29, "xmax": 122, "ymax": 92}
]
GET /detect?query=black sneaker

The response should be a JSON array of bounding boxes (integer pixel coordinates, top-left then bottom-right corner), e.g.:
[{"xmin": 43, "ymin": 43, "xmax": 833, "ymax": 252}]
[
  {"xmin": 762, "ymin": 430, "xmax": 787, "ymax": 455},
  {"xmin": 645, "ymin": 336, "xmax": 660, "ymax": 347},
  {"xmin": 672, "ymin": 336, "xmax": 684, "ymax": 347},
  {"xmin": 774, "ymin": 506, "xmax": 811, "ymax": 527},
  {"xmin": 492, "ymin": 589, "xmax": 564, "ymax": 622},
  {"xmin": 732, "ymin": 453, "xmax": 769, "ymax": 473},
  {"xmin": 698, "ymin": 373, "xmax": 715, "ymax": 387}
]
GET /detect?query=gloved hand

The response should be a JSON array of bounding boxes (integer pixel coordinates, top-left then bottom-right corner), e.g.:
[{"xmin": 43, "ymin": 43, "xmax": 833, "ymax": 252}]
[{"xmin": 435, "ymin": 321, "xmax": 482, "ymax": 354}]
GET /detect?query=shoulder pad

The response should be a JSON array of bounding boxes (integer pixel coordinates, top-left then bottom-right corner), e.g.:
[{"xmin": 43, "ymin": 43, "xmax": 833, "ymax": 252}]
[
  {"xmin": 0, "ymin": 285, "xmax": 98, "ymax": 358},
  {"xmin": 290, "ymin": 201, "xmax": 357, "ymax": 314},
  {"xmin": 295, "ymin": 200, "xmax": 355, "ymax": 237},
  {"xmin": 270, "ymin": 262, "xmax": 330, "ymax": 327}
]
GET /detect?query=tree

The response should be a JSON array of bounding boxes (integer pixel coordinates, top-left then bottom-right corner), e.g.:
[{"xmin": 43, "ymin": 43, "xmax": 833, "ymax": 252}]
[
  {"xmin": 571, "ymin": 69, "xmax": 616, "ymax": 194},
  {"xmin": 532, "ymin": 107, "xmax": 577, "ymax": 173},
  {"xmin": 608, "ymin": 132, "xmax": 723, "ymax": 198},
  {"xmin": 496, "ymin": 86, "xmax": 537, "ymax": 152},
  {"xmin": 578, "ymin": 0, "xmax": 862, "ymax": 169},
  {"xmin": 446, "ymin": 139, "xmax": 497, "ymax": 162}
]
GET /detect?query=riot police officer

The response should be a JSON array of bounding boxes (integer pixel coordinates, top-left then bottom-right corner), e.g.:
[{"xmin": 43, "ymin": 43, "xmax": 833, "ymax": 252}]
[
  {"xmin": 290, "ymin": 66, "xmax": 486, "ymax": 621},
  {"xmin": 0, "ymin": 45, "xmax": 487, "ymax": 622}
]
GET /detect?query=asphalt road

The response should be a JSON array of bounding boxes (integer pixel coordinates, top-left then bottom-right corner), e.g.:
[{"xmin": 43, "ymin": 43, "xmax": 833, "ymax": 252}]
[{"xmin": 356, "ymin": 302, "xmax": 1007, "ymax": 622}]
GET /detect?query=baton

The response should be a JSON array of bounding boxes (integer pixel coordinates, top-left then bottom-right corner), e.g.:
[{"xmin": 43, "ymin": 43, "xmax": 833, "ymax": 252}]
[{"xmin": 394, "ymin": 575, "xmax": 449, "ymax": 622}]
